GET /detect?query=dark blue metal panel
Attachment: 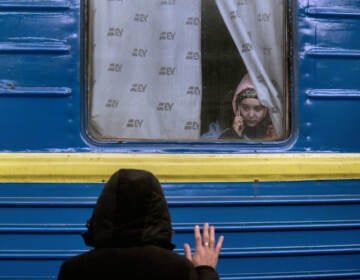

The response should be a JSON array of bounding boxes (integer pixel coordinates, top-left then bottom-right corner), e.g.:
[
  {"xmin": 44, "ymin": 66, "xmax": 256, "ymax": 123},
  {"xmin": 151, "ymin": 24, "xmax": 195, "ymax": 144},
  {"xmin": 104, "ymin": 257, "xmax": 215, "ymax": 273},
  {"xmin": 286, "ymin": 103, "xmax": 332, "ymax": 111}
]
[
  {"xmin": 0, "ymin": 180, "xmax": 359, "ymax": 278},
  {"xmin": 295, "ymin": 0, "xmax": 360, "ymax": 152},
  {"xmin": 0, "ymin": 1, "xmax": 359, "ymax": 279}
]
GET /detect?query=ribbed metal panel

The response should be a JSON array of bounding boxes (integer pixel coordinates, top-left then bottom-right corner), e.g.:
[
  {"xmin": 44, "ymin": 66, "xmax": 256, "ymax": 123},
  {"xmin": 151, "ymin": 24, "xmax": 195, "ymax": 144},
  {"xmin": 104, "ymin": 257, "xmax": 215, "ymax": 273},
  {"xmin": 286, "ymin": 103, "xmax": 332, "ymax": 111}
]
[
  {"xmin": 0, "ymin": 0, "xmax": 71, "ymax": 11},
  {"xmin": 0, "ymin": 180, "xmax": 359, "ymax": 278},
  {"xmin": 0, "ymin": 0, "xmax": 358, "ymax": 279}
]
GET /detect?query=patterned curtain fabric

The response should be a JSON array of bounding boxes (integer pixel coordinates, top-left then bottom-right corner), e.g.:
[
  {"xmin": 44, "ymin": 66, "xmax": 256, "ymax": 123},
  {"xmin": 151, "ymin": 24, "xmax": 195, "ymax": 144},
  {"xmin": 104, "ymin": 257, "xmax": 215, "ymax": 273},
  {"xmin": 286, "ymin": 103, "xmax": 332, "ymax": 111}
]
[
  {"xmin": 89, "ymin": 0, "xmax": 202, "ymax": 140},
  {"xmin": 215, "ymin": 0, "xmax": 285, "ymax": 138}
]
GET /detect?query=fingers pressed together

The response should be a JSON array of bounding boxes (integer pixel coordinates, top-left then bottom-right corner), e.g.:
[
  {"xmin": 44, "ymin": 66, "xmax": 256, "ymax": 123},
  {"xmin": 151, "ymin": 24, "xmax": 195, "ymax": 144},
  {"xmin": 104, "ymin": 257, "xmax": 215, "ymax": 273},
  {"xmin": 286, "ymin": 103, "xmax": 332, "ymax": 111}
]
[{"xmin": 183, "ymin": 223, "xmax": 224, "ymax": 269}]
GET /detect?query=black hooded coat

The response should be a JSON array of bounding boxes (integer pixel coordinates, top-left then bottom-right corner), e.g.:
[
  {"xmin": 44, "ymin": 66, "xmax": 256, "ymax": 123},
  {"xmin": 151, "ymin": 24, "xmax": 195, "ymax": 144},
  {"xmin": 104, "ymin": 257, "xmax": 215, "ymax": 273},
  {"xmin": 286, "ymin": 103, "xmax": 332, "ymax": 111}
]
[{"xmin": 57, "ymin": 169, "xmax": 219, "ymax": 280}]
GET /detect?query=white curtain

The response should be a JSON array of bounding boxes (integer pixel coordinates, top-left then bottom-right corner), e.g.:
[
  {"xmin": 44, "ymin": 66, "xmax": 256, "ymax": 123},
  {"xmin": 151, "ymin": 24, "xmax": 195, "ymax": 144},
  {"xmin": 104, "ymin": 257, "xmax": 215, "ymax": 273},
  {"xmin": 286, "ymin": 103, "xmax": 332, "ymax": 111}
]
[
  {"xmin": 215, "ymin": 0, "xmax": 285, "ymax": 138},
  {"xmin": 89, "ymin": 0, "xmax": 202, "ymax": 140}
]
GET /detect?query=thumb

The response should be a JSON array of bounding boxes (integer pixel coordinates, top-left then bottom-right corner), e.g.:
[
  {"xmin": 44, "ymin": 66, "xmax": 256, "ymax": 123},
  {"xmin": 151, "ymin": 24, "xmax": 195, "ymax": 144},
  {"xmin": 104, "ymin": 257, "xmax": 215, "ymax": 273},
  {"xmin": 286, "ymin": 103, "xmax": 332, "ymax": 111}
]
[{"xmin": 183, "ymin": 243, "xmax": 192, "ymax": 262}]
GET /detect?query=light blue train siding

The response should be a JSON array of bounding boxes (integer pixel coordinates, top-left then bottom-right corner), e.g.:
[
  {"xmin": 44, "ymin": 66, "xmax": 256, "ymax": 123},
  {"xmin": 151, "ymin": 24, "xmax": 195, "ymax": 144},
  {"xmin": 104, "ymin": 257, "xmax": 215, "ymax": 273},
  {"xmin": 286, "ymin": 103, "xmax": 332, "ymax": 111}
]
[{"xmin": 0, "ymin": 0, "xmax": 359, "ymax": 279}]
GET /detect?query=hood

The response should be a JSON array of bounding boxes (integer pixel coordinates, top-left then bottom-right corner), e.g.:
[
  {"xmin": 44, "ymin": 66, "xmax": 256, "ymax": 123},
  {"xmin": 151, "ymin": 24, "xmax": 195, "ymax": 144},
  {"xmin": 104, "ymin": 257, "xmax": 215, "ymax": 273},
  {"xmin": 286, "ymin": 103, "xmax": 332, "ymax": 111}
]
[
  {"xmin": 232, "ymin": 73, "xmax": 254, "ymax": 114},
  {"xmin": 82, "ymin": 169, "xmax": 175, "ymax": 250}
]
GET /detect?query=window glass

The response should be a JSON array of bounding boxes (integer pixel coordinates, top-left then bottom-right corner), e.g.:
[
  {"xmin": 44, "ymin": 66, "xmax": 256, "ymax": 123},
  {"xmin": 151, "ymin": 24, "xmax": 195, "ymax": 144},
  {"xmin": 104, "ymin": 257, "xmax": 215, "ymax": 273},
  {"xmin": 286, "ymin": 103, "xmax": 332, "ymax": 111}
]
[{"xmin": 86, "ymin": 0, "xmax": 288, "ymax": 142}]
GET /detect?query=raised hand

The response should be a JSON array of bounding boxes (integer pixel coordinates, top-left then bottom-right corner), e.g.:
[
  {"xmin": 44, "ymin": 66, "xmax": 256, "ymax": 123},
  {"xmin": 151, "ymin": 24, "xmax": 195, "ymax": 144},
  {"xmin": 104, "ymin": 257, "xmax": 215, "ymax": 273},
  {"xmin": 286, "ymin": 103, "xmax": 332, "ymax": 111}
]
[{"xmin": 183, "ymin": 223, "xmax": 224, "ymax": 269}]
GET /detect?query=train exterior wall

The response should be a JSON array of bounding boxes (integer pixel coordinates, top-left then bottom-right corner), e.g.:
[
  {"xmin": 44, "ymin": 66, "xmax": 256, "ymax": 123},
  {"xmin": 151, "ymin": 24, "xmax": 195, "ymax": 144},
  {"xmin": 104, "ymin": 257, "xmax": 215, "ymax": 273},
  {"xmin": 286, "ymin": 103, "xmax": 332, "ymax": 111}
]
[{"xmin": 0, "ymin": 0, "xmax": 359, "ymax": 279}]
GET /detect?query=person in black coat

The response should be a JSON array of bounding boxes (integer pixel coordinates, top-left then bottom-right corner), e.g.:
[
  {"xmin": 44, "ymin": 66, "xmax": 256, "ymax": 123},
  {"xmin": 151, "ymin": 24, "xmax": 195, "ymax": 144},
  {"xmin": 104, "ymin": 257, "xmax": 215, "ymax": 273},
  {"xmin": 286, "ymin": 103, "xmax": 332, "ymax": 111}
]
[{"xmin": 57, "ymin": 168, "xmax": 224, "ymax": 280}]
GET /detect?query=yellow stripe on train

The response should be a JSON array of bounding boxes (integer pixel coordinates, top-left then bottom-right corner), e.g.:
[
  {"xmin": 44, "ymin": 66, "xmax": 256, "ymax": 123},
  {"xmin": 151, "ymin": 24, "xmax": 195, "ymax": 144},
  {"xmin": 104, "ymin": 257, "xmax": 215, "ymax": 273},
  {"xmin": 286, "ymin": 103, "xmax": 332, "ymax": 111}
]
[{"xmin": 0, "ymin": 153, "xmax": 359, "ymax": 183}]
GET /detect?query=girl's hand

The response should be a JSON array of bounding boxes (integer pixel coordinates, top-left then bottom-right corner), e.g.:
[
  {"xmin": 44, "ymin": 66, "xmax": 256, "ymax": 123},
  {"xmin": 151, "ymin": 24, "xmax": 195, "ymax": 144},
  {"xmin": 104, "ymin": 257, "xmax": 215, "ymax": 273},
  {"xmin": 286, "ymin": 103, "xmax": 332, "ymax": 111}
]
[{"xmin": 233, "ymin": 111, "xmax": 245, "ymax": 137}]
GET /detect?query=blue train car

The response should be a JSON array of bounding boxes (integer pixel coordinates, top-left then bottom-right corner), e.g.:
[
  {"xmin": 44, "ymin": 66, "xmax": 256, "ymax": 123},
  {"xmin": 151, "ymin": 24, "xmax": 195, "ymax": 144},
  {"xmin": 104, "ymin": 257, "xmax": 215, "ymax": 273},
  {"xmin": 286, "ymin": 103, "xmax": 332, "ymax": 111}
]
[{"xmin": 0, "ymin": 0, "xmax": 359, "ymax": 279}]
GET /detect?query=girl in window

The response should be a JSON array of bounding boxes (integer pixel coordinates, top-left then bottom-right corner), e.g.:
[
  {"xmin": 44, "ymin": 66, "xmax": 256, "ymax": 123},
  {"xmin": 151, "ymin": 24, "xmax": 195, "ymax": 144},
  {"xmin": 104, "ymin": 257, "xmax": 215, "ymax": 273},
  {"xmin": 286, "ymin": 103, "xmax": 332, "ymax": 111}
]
[{"xmin": 219, "ymin": 74, "xmax": 275, "ymax": 140}]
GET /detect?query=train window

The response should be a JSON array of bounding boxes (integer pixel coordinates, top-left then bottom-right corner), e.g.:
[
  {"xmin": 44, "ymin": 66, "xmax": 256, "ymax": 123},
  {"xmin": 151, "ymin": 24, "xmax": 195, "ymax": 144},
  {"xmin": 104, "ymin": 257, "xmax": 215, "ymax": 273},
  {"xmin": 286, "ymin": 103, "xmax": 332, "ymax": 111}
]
[{"xmin": 86, "ymin": 0, "xmax": 289, "ymax": 142}]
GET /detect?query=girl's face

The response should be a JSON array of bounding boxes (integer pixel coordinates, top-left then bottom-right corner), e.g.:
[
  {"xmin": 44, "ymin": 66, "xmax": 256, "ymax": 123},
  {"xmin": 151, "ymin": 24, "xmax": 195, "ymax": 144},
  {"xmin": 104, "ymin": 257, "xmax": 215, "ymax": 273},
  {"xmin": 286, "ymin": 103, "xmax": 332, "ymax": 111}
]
[{"xmin": 238, "ymin": 98, "xmax": 268, "ymax": 127}]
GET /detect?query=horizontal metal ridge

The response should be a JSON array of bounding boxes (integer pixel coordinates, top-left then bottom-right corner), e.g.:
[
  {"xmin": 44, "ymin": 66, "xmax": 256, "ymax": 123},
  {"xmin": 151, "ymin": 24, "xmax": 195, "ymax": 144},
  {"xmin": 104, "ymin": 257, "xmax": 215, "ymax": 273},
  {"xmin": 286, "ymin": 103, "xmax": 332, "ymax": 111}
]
[
  {"xmin": 168, "ymin": 195, "xmax": 360, "ymax": 206},
  {"xmin": 216, "ymin": 245, "xmax": 360, "ymax": 257},
  {"xmin": 0, "ymin": 273, "xmax": 58, "ymax": 280},
  {"xmin": 1, "ymin": 245, "xmax": 359, "ymax": 259},
  {"xmin": 175, "ymin": 221, "xmax": 360, "ymax": 232},
  {"xmin": 306, "ymin": 89, "xmax": 360, "ymax": 99},
  {"xmin": 0, "ymin": 197, "xmax": 94, "ymax": 207},
  {"xmin": 1, "ymin": 221, "xmax": 360, "ymax": 233},
  {"xmin": 1, "ymin": 195, "xmax": 360, "ymax": 207},
  {"xmin": 0, "ymin": 250, "xmax": 83, "ymax": 259},
  {"xmin": 0, "ymin": 0, "xmax": 70, "ymax": 11},
  {"xmin": 0, "ymin": 271, "xmax": 359, "ymax": 280},
  {"xmin": 220, "ymin": 269, "xmax": 360, "ymax": 280},
  {"xmin": 0, "ymin": 224, "xmax": 84, "ymax": 233},
  {"xmin": 305, "ymin": 47, "xmax": 360, "ymax": 58},
  {"xmin": 0, "ymin": 41, "xmax": 70, "ymax": 53},
  {"xmin": 305, "ymin": 7, "xmax": 360, "ymax": 18},
  {"xmin": 0, "ymin": 86, "xmax": 72, "ymax": 97}
]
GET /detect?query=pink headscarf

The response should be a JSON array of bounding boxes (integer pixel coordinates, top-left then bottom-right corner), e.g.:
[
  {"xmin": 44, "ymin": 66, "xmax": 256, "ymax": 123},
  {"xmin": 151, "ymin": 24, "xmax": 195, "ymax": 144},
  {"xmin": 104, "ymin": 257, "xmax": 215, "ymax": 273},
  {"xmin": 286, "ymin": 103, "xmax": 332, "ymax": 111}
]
[{"xmin": 232, "ymin": 73, "xmax": 255, "ymax": 115}]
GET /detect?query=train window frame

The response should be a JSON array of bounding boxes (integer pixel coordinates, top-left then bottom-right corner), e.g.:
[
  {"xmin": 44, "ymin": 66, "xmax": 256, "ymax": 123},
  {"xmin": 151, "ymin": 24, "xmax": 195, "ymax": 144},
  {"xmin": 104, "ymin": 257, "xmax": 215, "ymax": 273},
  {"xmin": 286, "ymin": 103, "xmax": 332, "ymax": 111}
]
[{"xmin": 82, "ymin": 0, "xmax": 291, "ymax": 146}]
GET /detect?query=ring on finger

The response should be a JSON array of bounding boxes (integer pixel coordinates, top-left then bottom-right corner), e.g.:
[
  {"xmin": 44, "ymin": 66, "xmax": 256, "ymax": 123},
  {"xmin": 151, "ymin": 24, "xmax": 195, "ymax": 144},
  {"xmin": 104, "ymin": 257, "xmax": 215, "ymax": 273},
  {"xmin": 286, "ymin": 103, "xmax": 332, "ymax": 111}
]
[{"xmin": 203, "ymin": 242, "xmax": 209, "ymax": 247}]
